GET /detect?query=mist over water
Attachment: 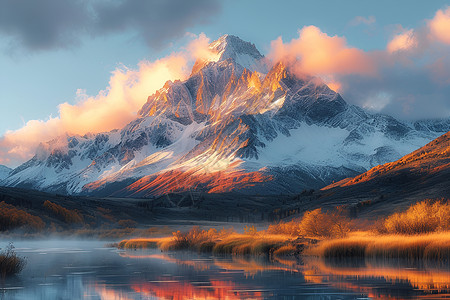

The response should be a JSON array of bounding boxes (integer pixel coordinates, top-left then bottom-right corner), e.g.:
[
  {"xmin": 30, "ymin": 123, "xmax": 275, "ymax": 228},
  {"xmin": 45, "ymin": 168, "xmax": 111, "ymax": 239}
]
[{"xmin": 1, "ymin": 239, "xmax": 449, "ymax": 299}]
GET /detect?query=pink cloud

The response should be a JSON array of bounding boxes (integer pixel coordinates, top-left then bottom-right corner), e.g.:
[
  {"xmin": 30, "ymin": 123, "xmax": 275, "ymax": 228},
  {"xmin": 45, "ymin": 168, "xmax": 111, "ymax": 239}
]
[
  {"xmin": 267, "ymin": 10, "xmax": 450, "ymax": 121},
  {"xmin": 387, "ymin": 29, "xmax": 418, "ymax": 53},
  {"xmin": 269, "ymin": 26, "xmax": 376, "ymax": 77},
  {"xmin": 268, "ymin": 25, "xmax": 376, "ymax": 89},
  {"xmin": 428, "ymin": 6, "xmax": 450, "ymax": 44}
]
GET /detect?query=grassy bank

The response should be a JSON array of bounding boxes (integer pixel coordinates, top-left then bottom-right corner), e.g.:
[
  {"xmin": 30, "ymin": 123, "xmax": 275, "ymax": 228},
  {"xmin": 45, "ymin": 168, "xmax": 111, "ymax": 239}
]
[
  {"xmin": 117, "ymin": 228, "xmax": 306, "ymax": 256},
  {"xmin": 306, "ymin": 231, "xmax": 450, "ymax": 261},
  {"xmin": 117, "ymin": 200, "xmax": 450, "ymax": 261},
  {"xmin": 118, "ymin": 230, "xmax": 450, "ymax": 261},
  {"xmin": 118, "ymin": 207, "xmax": 350, "ymax": 255}
]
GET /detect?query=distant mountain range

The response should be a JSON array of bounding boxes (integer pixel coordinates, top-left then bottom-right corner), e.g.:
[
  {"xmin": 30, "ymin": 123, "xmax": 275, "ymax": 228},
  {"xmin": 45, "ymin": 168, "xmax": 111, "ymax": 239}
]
[
  {"xmin": 0, "ymin": 165, "xmax": 11, "ymax": 180},
  {"xmin": 324, "ymin": 131, "xmax": 450, "ymax": 191},
  {"xmin": 2, "ymin": 35, "xmax": 450, "ymax": 197},
  {"xmin": 311, "ymin": 130, "xmax": 450, "ymax": 217}
]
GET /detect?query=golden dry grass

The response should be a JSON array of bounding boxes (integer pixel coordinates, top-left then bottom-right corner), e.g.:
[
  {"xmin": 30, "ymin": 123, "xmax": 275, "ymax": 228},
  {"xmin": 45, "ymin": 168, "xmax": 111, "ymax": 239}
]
[
  {"xmin": 119, "ymin": 230, "xmax": 450, "ymax": 261},
  {"xmin": 307, "ymin": 231, "xmax": 450, "ymax": 261},
  {"xmin": 117, "ymin": 200, "xmax": 450, "ymax": 261},
  {"xmin": 119, "ymin": 229, "xmax": 294, "ymax": 256},
  {"xmin": 118, "ymin": 227, "xmax": 296, "ymax": 256},
  {"xmin": 158, "ymin": 227, "xmax": 235, "ymax": 252},
  {"xmin": 212, "ymin": 233, "xmax": 292, "ymax": 255},
  {"xmin": 117, "ymin": 207, "xmax": 352, "ymax": 255}
]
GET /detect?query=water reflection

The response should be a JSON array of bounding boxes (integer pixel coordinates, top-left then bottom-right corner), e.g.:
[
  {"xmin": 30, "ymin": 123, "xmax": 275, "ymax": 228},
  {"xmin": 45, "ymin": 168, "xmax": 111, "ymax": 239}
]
[
  {"xmin": 130, "ymin": 280, "xmax": 265, "ymax": 299},
  {"xmin": 0, "ymin": 240, "xmax": 449, "ymax": 299},
  {"xmin": 302, "ymin": 258, "xmax": 450, "ymax": 299}
]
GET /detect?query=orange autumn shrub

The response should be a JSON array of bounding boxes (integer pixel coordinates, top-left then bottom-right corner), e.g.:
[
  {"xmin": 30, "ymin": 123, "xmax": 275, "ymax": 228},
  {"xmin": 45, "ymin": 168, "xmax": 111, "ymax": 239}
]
[
  {"xmin": 0, "ymin": 202, "xmax": 45, "ymax": 232},
  {"xmin": 43, "ymin": 200, "xmax": 83, "ymax": 224},
  {"xmin": 379, "ymin": 200, "xmax": 450, "ymax": 235}
]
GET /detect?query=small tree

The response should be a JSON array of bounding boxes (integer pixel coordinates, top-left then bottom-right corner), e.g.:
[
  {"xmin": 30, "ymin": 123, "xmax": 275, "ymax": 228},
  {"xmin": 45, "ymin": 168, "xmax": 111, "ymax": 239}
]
[
  {"xmin": 299, "ymin": 208, "xmax": 351, "ymax": 238},
  {"xmin": 299, "ymin": 209, "xmax": 329, "ymax": 237}
]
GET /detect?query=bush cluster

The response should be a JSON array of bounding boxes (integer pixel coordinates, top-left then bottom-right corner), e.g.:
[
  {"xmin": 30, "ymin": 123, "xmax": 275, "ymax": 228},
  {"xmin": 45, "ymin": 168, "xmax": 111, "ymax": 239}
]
[
  {"xmin": 267, "ymin": 207, "xmax": 351, "ymax": 238},
  {"xmin": 379, "ymin": 200, "xmax": 450, "ymax": 235},
  {"xmin": 43, "ymin": 200, "xmax": 83, "ymax": 224},
  {"xmin": 0, "ymin": 201, "xmax": 45, "ymax": 232}
]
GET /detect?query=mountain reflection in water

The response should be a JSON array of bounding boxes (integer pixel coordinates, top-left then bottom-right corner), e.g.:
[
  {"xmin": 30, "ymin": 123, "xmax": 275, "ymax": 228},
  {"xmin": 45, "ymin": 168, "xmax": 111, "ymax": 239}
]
[{"xmin": 1, "ymin": 240, "xmax": 449, "ymax": 299}]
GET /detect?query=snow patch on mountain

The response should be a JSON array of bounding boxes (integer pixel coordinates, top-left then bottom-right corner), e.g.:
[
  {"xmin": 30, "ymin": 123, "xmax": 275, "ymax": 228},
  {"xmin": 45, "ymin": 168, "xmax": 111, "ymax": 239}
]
[{"xmin": 252, "ymin": 124, "xmax": 349, "ymax": 167}]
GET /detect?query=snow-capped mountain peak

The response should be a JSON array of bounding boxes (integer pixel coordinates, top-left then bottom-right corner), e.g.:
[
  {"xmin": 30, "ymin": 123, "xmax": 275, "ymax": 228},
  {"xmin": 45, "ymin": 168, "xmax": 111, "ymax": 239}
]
[
  {"xmin": 192, "ymin": 34, "xmax": 266, "ymax": 74},
  {"xmin": 210, "ymin": 34, "xmax": 263, "ymax": 61},
  {"xmin": 3, "ymin": 34, "xmax": 450, "ymax": 196}
]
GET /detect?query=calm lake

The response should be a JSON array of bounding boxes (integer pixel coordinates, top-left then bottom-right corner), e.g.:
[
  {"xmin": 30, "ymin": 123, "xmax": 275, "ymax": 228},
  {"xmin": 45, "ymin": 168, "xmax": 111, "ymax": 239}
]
[{"xmin": 1, "ymin": 240, "xmax": 449, "ymax": 299}]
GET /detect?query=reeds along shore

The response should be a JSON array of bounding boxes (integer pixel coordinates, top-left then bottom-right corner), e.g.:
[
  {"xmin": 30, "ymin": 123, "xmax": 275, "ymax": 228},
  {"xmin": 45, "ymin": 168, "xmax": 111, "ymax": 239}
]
[
  {"xmin": 0, "ymin": 243, "xmax": 26, "ymax": 277},
  {"xmin": 117, "ymin": 231, "xmax": 301, "ymax": 256},
  {"xmin": 118, "ymin": 200, "xmax": 450, "ymax": 261},
  {"xmin": 305, "ymin": 231, "xmax": 450, "ymax": 261}
]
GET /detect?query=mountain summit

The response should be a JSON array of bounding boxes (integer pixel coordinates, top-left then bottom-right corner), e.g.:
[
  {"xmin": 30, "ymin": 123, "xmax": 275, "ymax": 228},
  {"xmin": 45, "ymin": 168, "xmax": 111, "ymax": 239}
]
[
  {"xmin": 191, "ymin": 34, "xmax": 265, "ymax": 74},
  {"xmin": 2, "ymin": 35, "xmax": 450, "ymax": 196}
]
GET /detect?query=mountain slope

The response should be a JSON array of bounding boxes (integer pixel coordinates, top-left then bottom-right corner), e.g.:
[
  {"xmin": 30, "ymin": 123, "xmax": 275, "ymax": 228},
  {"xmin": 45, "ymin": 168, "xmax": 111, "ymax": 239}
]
[
  {"xmin": 324, "ymin": 130, "xmax": 450, "ymax": 190},
  {"xmin": 0, "ymin": 165, "xmax": 11, "ymax": 180},
  {"xmin": 2, "ymin": 35, "xmax": 450, "ymax": 197},
  {"xmin": 317, "ymin": 131, "xmax": 450, "ymax": 217}
]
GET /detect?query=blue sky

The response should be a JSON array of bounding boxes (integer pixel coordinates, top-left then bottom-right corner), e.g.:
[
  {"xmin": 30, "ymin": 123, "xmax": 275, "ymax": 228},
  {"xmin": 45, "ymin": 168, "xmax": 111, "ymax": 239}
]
[{"xmin": 1, "ymin": 0, "xmax": 450, "ymax": 166}]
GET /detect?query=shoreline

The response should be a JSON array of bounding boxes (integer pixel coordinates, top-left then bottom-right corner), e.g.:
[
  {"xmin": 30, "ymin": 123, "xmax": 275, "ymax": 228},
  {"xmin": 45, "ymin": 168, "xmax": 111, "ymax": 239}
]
[{"xmin": 117, "ymin": 231, "xmax": 450, "ymax": 261}]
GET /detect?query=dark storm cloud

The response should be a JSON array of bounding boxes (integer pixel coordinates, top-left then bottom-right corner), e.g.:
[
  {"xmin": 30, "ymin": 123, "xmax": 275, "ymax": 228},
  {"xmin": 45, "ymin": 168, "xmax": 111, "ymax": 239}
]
[
  {"xmin": 0, "ymin": 0, "xmax": 221, "ymax": 51},
  {"xmin": 0, "ymin": 0, "xmax": 90, "ymax": 50},
  {"xmin": 341, "ymin": 61, "xmax": 450, "ymax": 120},
  {"xmin": 338, "ymin": 30, "xmax": 450, "ymax": 121},
  {"xmin": 92, "ymin": 0, "xmax": 221, "ymax": 49}
]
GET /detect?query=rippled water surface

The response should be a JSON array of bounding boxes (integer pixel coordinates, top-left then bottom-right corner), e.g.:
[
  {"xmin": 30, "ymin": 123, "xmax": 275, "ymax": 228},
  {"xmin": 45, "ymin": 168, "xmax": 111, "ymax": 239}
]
[{"xmin": 1, "ymin": 240, "xmax": 450, "ymax": 299}]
